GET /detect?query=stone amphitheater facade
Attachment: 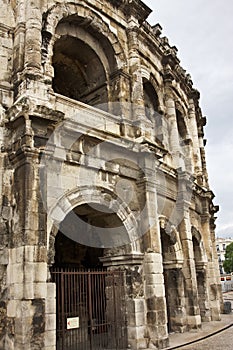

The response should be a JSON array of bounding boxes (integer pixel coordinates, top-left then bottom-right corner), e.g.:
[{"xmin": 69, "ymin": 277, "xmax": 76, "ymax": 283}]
[{"xmin": 0, "ymin": 0, "xmax": 222, "ymax": 349}]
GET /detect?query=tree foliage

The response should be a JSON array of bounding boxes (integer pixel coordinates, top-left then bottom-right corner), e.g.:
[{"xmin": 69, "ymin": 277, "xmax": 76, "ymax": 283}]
[{"xmin": 223, "ymin": 242, "xmax": 233, "ymax": 273}]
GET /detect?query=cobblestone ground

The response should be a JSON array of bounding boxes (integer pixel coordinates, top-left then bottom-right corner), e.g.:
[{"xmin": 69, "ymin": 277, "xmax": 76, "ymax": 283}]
[{"xmin": 179, "ymin": 325, "xmax": 233, "ymax": 350}]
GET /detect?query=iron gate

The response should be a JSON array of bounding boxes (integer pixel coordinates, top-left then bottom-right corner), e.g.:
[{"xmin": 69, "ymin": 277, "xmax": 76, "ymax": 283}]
[{"xmin": 51, "ymin": 268, "xmax": 127, "ymax": 350}]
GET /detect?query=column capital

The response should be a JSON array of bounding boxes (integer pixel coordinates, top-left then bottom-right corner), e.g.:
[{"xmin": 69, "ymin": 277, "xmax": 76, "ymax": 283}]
[{"xmin": 100, "ymin": 253, "xmax": 144, "ymax": 267}]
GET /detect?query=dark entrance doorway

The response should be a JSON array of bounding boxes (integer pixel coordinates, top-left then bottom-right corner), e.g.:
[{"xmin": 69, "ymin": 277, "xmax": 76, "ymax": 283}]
[
  {"xmin": 51, "ymin": 268, "xmax": 127, "ymax": 350},
  {"xmin": 51, "ymin": 229, "xmax": 127, "ymax": 350}
]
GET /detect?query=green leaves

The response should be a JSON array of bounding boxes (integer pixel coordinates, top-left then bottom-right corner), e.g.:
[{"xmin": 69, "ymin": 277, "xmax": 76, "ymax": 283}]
[{"xmin": 223, "ymin": 242, "xmax": 233, "ymax": 273}]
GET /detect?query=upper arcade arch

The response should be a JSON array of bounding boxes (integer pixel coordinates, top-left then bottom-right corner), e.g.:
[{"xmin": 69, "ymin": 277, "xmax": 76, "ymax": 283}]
[
  {"xmin": 191, "ymin": 226, "xmax": 207, "ymax": 267},
  {"xmin": 52, "ymin": 35, "xmax": 108, "ymax": 105},
  {"xmin": 42, "ymin": 2, "xmax": 127, "ymax": 80}
]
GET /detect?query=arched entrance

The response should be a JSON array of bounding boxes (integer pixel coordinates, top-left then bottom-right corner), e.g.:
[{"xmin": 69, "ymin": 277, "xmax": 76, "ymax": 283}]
[
  {"xmin": 160, "ymin": 219, "xmax": 185, "ymax": 333},
  {"xmin": 50, "ymin": 202, "xmax": 128, "ymax": 350},
  {"xmin": 191, "ymin": 227, "xmax": 210, "ymax": 321}
]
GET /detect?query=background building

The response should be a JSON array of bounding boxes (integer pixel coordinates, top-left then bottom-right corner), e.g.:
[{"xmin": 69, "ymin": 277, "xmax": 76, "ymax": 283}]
[
  {"xmin": 0, "ymin": 0, "xmax": 222, "ymax": 349},
  {"xmin": 216, "ymin": 237, "xmax": 233, "ymax": 274}
]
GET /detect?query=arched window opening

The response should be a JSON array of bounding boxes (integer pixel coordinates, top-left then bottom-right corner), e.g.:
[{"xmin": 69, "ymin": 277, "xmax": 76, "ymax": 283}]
[
  {"xmin": 192, "ymin": 236, "xmax": 202, "ymax": 262},
  {"xmin": 143, "ymin": 79, "xmax": 159, "ymax": 121},
  {"xmin": 52, "ymin": 36, "xmax": 108, "ymax": 106},
  {"xmin": 176, "ymin": 109, "xmax": 187, "ymax": 142}
]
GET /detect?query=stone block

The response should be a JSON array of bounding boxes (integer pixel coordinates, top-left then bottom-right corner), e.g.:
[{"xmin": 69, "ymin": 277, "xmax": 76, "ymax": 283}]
[
  {"xmin": 36, "ymin": 246, "xmax": 47, "ymax": 262},
  {"xmin": 8, "ymin": 248, "xmax": 16, "ymax": 264},
  {"xmin": 16, "ymin": 247, "xmax": 25, "ymax": 263},
  {"xmin": 23, "ymin": 283, "xmax": 34, "ymax": 299},
  {"xmin": 45, "ymin": 314, "xmax": 56, "ymax": 331},
  {"xmin": 157, "ymin": 310, "xmax": 167, "ymax": 325},
  {"xmin": 126, "ymin": 298, "xmax": 145, "ymax": 314},
  {"xmin": 145, "ymin": 273, "xmax": 164, "ymax": 285},
  {"xmin": 186, "ymin": 315, "xmax": 201, "ymax": 328},
  {"xmin": 15, "ymin": 316, "xmax": 31, "ymax": 336},
  {"xmin": 127, "ymin": 325, "xmax": 145, "ymax": 340},
  {"xmin": 211, "ymin": 306, "xmax": 222, "ymax": 320},
  {"xmin": 24, "ymin": 246, "xmax": 34, "ymax": 262},
  {"xmin": 24, "ymin": 263, "xmax": 34, "ymax": 283},
  {"xmin": 145, "ymin": 284, "xmax": 165, "ymax": 298},
  {"xmin": 44, "ymin": 330, "xmax": 56, "ymax": 347},
  {"xmin": 46, "ymin": 283, "xmax": 56, "ymax": 299},
  {"xmin": 0, "ymin": 248, "xmax": 8, "ymax": 264},
  {"xmin": 143, "ymin": 262, "xmax": 163, "ymax": 274},
  {"xmin": 34, "ymin": 282, "xmax": 47, "ymax": 298},
  {"xmin": 128, "ymin": 311, "xmax": 145, "ymax": 326},
  {"xmin": 45, "ymin": 297, "xmax": 56, "ymax": 314},
  {"xmin": 147, "ymin": 311, "xmax": 157, "ymax": 324},
  {"xmin": 9, "ymin": 283, "xmax": 24, "ymax": 300},
  {"xmin": 7, "ymin": 300, "xmax": 17, "ymax": 317},
  {"xmin": 11, "ymin": 263, "xmax": 24, "ymax": 284},
  {"xmin": 34, "ymin": 262, "xmax": 47, "ymax": 282},
  {"xmin": 128, "ymin": 338, "xmax": 148, "ymax": 350},
  {"xmin": 2, "ymin": 334, "xmax": 14, "ymax": 350}
]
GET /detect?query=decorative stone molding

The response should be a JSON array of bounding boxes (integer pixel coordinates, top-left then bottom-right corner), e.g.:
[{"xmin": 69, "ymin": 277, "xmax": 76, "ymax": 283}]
[{"xmin": 100, "ymin": 253, "xmax": 144, "ymax": 267}]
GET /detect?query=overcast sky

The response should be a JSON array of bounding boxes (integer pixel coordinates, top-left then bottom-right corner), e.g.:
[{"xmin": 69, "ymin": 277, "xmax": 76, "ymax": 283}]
[{"xmin": 144, "ymin": 0, "xmax": 233, "ymax": 237}]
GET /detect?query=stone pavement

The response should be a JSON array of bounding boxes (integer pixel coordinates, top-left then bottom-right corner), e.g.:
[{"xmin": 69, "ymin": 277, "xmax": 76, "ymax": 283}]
[{"xmin": 164, "ymin": 291, "xmax": 233, "ymax": 349}]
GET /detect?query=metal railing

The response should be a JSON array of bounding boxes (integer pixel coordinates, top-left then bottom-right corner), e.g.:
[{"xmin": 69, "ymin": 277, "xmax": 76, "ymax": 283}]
[{"xmin": 51, "ymin": 268, "xmax": 127, "ymax": 350}]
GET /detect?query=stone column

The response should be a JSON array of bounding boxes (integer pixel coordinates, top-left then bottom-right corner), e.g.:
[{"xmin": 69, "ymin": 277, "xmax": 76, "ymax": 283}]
[
  {"xmin": 109, "ymin": 70, "xmax": 134, "ymax": 137},
  {"xmin": 163, "ymin": 267, "xmax": 186, "ymax": 332},
  {"xmin": 201, "ymin": 194, "xmax": 222, "ymax": 321},
  {"xmin": 5, "ymin": 111, "xmax": 56, "ymax": 349},
  {"xmin": 144, "ymin": 252, "xmax": 169, "ymax": 349},
  {"xmin": 24, "ymin": 0, "xmax": 42, "ymax": 74},
  {"xmin": 195, "ymin": 264, "xmax": 212, "ymax": 322},
  {"xmin": 188, "ymin": 94, "xmax": 202, "ymax": 179},
  {"xmin": 137, "ymin": 152, "xmax": 169, "ymax": 348},
  {"xmin": 127, "ymin": 21, "xmax": 145, "ymax": 120},
  {"xmin": 101, "ymin": 254, "xmax": 147, "ymax": 350},
  {"xmin": 176, "ymin": 171, "xmax": 201, "ymax": 329},
  {"xmin": 109, "ymin": 70, "xmax": 131, "ymax": 116},
  {"xmin": 127, "ymin": 20, "xmax": 154, "ymax": 141},
  {"xmin": 164, "ymin": 92, "xmax": 181, "ymax": 169}
]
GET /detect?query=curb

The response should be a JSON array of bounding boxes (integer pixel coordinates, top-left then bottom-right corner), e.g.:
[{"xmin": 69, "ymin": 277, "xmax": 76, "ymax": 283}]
[{"xmin": 165, "ymin": 322, "xmax": 233, "ymax": 349}]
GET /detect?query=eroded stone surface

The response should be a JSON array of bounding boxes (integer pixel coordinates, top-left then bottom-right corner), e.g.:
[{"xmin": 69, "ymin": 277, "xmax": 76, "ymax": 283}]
[{"xmin": 0, "ymin": 0, "xmax": 222, "ymax": 349}]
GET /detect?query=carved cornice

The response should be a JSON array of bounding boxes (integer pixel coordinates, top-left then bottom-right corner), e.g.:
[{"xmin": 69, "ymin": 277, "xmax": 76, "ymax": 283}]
[
  {"xmin": 188, "ymin": 88, "xmax": 200, "ymax": 101},
  {"xmin": 110, "ymin": 0, "xmax": 152, "ymax": 23},
  {"xmin": 5, "ymin": 97, "xmax": 64, "ymax": 128}
]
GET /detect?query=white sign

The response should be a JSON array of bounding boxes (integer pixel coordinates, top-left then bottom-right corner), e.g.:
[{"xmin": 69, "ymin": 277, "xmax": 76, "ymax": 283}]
[{"xmin": 67, "ymin": 317, "xmax": 80, "ymax": 330}]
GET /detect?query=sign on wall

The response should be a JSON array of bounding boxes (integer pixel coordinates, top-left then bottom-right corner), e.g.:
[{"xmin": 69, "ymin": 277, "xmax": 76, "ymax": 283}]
[{"xmin": 67, "ymin": 317, "xmax": 80, "ymax": 330}]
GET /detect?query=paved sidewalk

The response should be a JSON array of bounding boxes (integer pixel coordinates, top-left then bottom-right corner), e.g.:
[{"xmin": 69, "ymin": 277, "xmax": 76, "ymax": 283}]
[{"xmin": 164, "ymin": 291, "xmax": 233, "ymax": 349}]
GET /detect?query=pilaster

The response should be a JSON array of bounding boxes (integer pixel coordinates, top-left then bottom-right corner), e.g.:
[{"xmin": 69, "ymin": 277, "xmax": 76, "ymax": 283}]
[
  {"xmin": 164, "ymin": 93, "xmax": 181, "ymax": 169},
  {"xmin": 127, "ymin": 22, "xmax": 145, "ymax": 121},
  {"xmin": 101, "ymin": 253, "xmax": 148, "ymax": 349},
  {"xmin": 188, "ymin": 95, "xmax": 202, "ymax": 179},
  {"xmin": 176, "ymin": 171, "xmax": 201, "ymax": 329}
]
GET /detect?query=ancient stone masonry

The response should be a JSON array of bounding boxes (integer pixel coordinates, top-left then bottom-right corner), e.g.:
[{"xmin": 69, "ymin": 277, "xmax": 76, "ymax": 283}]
[{"xmin": 0, "ymin": 0, "xmax": 222, "ymax": 349}]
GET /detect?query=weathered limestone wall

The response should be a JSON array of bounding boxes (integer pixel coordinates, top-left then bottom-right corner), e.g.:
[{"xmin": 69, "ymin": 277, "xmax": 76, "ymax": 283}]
[{"xmin": 0, "ymin": 0, "xmax": 222, "ymax": 349}]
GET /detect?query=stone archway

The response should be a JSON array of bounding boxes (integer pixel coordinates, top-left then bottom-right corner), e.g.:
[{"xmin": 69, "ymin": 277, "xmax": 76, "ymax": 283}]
[
  {"xmin": 191, "ymin": 226, "xmax": 210, "ymax": 321},
  {"xmin": 42, "ymin": 2, "xmax": 127, "ymax": 81},
  {"xmin": 47, "ymin": 186, "xmax": 138, "ymax": 262},
  {"xmin": 52, "ymin": 35, "xmax": 108, "ymax": 106},
  {"xmin": 52, "ymin": 201, "xmax": 131, "ymax": 267},
  {"xmin": 47, "ymin": 188, "xmax": 140, "ymax": 350},
  {"xmin": 159, "ymin": 216, "xmax": 186, "ymax": 333}
]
